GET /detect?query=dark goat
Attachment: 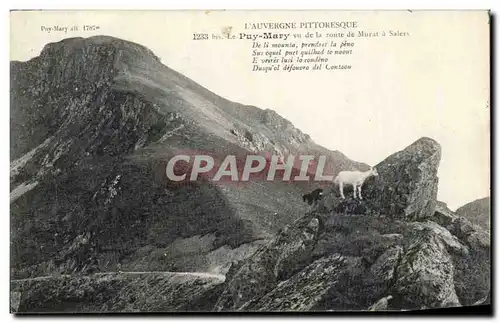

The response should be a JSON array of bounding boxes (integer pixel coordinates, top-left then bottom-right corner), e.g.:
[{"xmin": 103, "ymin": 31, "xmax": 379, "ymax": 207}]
[{"xmin": 302, "ymin": 188, "xmax": 324, "ymax": 206}]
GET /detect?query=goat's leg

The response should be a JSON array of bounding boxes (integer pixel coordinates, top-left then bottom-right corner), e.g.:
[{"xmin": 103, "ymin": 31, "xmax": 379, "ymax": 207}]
[
  {"xmin": 358, "ymin": 186, "xmax": 363, "ymax": 200},
  {"xmin": 353, "ymin": 184, "xmax": 357, "ymax": 199},
  {"xmin": 339, "ymin": 182, "xmax": 345, "ymax": 199}
]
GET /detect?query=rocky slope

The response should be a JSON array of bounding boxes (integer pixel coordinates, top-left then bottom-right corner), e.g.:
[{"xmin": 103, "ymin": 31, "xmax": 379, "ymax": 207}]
[
  {"xmin": 455, "ymin": 197, "xmax": 490, "ymax": 231},
  {"xmin": 10, "ymin": 36, "xmax": 366, "ymax": 290},
  {"xmin": 11, "ymin": 133, "xmax": 491, "ymax": 312},
  {"xmin": 11, "ymin": 272, "xmax": 225, "ymax": 313},
  {"xmin": 213, "ymin": 138, "xmax": 490, "ymax": 312},
  {"xmin": 10, "ymin": 36, "xmax": 490, "ymax": 313}
]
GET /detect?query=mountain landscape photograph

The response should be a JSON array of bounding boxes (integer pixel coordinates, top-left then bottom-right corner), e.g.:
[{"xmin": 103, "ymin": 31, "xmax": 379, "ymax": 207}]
[{"xmin": 9, "ymin": 10, "xmax": 491, "ymax": 315}]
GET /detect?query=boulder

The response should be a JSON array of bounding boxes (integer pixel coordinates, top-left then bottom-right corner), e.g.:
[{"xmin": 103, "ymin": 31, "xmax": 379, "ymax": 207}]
[
  {"xmin": 447, "ymin": 217, "xmax": 490, "ymax": 249},
  {"xmin": 392, "ymin": 221, "xmax": 462, "ymax": 309},
  {"xmin": 273, "ymin": 217, "xmax": 320, "ymax": 280},
  {"xmin": 329, "ymin": 137, "xmax": 441, "ymax": 221},
  {"xmin": 446, "ymin": 216, "xmax": 490, "ymax": 305},
  {"xmin": 366, "ymin": 137, "xmax": 441, "ymax": 221},
  {"xmin": 213, "ymin": 214, "xmax": 324, "ymax": 311},
  {"xmin": 369, "ymin": 246, "xmax": 403, "ymax": 286},
  {"xmin": 361, "ymin": 246, "xmax": 403, "ymax": 304},
  {"xmin": 406, "ymin": 221, "xmax": 469, "ymax": 256},
  {"xmin": 239, "ymin": 254, "xmax": 365, "ymax": 311},
  {"xmin": 433, "ymin": 201, "xmax": 458, "ymax": 226}
]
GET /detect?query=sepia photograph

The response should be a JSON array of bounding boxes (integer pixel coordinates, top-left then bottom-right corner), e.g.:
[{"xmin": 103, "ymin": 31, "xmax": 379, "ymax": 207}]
[{"xmin": 9, "ymin": 9, "xmax": 491, "ymax": 314}]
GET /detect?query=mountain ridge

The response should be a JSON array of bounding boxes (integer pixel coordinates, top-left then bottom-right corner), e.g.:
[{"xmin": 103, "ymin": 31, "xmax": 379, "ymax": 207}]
[
  {"xmin": 11, "ymin": 36, "xmax": 367, "ymax": 170},
  {"xmin": 10, "ymin": 35, "xmax": 367, "ymax": 282},
  {"xmin": 455, "ymin": 197, "xmax": 490, "ymax": 231}
]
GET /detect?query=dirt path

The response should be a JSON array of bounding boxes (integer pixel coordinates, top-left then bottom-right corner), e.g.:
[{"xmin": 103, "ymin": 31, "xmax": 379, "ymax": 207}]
[{"xmin": 11, "ymin": 271, "xmax": 226, "ymax": 283}]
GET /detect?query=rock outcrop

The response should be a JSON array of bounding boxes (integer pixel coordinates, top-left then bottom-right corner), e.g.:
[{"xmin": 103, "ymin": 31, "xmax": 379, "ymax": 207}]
[
  {"xmin": 213, "ymin": 215, "xmax": 323, "ymax": 311},
  {"xmin": 215, "ymin": 212, "xmax": 489, "ymax": 312},
  {"xmin": 324, "ymin": 137, "xmax": 441, "ymax": 221},
  {"xmin": 367, "ymin": 136, "xmax": 441, "ymax": 221},
  {"xmin": 239, "ymin": 254, "xmax": 365, "ymax": 311},
  {"xmin": 391, "ymin": 221, "xmax": 463, "ymax": 309},
  {"xmin": 445, "ymin": 216, "xmax": 490, "ymax": 306},
  {"xmin": 433, "ymin": 201, "xmax": 457, "ymax": 226},
  {"xmin": 214, "ymin": 137, "xmax": 489, "ymax": 312}
]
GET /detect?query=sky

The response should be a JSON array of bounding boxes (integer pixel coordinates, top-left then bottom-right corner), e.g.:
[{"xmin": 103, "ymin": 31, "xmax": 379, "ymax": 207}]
[{"xmin": 10, "ymin": 10, "xmax": 490, "ymax": 210}]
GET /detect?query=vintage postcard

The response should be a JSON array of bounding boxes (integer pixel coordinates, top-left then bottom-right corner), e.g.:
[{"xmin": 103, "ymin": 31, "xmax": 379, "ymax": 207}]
[{"xmin": 9, "ymin": 10, "xmax": 490, "ymax": 313}]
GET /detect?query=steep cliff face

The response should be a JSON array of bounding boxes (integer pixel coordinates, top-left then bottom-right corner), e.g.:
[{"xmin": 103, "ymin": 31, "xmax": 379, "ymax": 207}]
[
  {"xmin": 214, "ymin": 138, "xmax": 490, "ymax": 312},
  {"xmin": 10, "ymin": 36, "xmax": 367, "ymax": 283},
  {"xmin": 11, "ymin": 37, "xmax": 161, "ymax": 159}
]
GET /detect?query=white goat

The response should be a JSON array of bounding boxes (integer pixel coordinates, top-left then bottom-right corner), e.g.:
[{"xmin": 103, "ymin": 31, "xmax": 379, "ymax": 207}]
[{"xmin": 333, "ymin": 167, "xmax": 379, "ymax": 200}]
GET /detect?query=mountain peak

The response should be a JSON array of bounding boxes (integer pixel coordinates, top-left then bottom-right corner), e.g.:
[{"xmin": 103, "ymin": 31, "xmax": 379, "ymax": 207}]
[
  {"xmin": 410, "ymin": 137, "xmax": 441, "ymax": 153},
  {"xmin": 38, "ymin": 35, "xmax": 161, "ymax": 62}
]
